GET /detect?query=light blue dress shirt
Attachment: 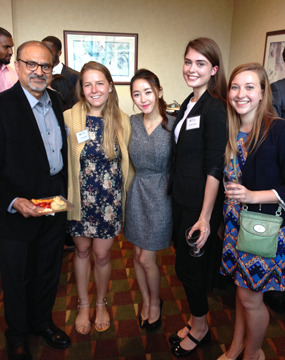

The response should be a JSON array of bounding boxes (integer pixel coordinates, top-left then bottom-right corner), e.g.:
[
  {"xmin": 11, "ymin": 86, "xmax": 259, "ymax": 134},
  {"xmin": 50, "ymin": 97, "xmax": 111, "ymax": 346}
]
[{"xmin": 22, "ymin": 86, "xmax": 63, "ymax": 175}]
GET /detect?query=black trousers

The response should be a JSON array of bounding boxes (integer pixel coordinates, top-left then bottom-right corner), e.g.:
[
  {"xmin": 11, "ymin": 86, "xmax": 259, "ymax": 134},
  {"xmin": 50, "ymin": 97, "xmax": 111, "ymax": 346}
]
[
  {"xmin": 0, "ymin": 174, "xmax": 66, "ymax": 342},
  {"xmin": 173, "ymin": 198, "xmax": 222, "ymax": 317}
]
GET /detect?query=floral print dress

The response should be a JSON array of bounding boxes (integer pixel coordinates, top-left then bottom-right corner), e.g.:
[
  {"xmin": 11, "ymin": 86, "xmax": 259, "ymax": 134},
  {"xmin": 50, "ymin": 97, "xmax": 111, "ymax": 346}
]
[
  {"xmin": 220, "ymin": 131, "xmax": 285, "ymax": 292},
  {"xmin": 67, "ymin": 115, "xmax": 122, "ymax": 239}
]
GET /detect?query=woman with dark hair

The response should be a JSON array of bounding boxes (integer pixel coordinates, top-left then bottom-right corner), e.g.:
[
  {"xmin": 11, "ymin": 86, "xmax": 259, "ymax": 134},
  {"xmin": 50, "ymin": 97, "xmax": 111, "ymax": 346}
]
[
  {"xmin": 218, "ymin": 63, "xmax": 285, "ymax": 360},
  {"xmin": 64, "ymin": 61, "xmax": 133, "ymax": 335},
  {"xmin": 124, "ymin": 69, "xmax": 175, "ymax": 332},
  {"xmin": 170, "ymin": 38, "xmax": 227, "ymax": 356},
  {"xmin": 50, "ymin": 74, "xmax": 77, "ymax": 110}
]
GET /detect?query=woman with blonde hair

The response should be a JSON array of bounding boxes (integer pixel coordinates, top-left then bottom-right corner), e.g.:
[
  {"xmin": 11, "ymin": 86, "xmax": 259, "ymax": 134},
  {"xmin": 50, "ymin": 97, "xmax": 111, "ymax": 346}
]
[
  {"xmin": 219, "ymin": 63, "xmax": 285, "ymax": 360},
  {"xmin": 64, "ymin": 61, "xmax": 133, "ymax": 334}
]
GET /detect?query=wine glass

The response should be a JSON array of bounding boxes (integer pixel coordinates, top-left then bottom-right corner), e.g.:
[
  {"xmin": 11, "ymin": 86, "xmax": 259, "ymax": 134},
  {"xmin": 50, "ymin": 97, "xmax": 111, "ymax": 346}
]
[
  {"xmin": 185, "ymin": 227, "xmax": 204, "ymax": 257},
  {"xmin": 223, "ymin": 164, "xmax": 242, "ymax": 204}
]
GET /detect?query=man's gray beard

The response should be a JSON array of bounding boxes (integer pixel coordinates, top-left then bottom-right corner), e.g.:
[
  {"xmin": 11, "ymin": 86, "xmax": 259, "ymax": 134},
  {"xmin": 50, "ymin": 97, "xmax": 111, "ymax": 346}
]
[{"xmin": 28, "ymin": 74, "xmax": 48, "ymax": 92}]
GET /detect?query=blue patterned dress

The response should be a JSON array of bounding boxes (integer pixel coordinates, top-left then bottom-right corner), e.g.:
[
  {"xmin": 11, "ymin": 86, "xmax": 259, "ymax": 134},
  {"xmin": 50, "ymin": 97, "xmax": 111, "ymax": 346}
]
[
  {"xmin": 220, "ymin": 131, "xmax": 285, "ymax": 292},
  {"xmin": 67, "ymin": 115, "xmax": 122, "ymax": 239}
]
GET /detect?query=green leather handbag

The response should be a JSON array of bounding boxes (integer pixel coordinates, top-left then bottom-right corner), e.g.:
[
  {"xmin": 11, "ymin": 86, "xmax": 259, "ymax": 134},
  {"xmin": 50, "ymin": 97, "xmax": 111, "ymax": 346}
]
[
  {"xmin": 232, "ymin": 155, "xmax": 282, "ymax": 258},
  {"xmin": 236, "ymin": 205, "xmax": 282, "ymax": 258}
]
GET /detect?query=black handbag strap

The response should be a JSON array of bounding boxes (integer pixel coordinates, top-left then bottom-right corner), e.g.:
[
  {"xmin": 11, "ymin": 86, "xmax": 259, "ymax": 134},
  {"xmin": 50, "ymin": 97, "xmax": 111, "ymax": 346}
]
[{"xmin": 232, "ymin": 154, "xmax": 282, "ymax": 216}]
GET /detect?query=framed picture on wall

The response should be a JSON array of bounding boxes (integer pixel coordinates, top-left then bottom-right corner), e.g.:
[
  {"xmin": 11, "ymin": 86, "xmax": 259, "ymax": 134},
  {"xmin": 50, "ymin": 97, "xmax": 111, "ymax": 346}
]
[
  {"xmin": 64, "ymin": 30, "xmax": 138, "ymax": 85},
  {"xmin": 263, "ymin": 29, "xmax": 285, "ymax": 83}
]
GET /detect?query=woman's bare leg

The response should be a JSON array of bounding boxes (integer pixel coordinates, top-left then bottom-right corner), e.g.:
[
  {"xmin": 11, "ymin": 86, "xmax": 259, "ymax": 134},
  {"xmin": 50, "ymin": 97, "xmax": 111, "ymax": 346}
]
[
  {"xmin": 133, "ymin": 246, "xmax": 161, "ymax": 323},
  {"xmin": 92, "ymin": 237, "xmax": 114, "ymax": 330},
  {"xmin": 73, "ymin": 236, "xmax": 92, "ymax": 333},
  {"xmin": 238, "ymin": 287, "xmax": 268, "ymax": 360}
]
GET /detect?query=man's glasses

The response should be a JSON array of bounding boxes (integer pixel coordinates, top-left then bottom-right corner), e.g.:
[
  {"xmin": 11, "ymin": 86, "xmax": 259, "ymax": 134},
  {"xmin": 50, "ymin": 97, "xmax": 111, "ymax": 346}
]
[{"xmin": 18, "ymin": 59, "xmax": 53, "ymax": 74}]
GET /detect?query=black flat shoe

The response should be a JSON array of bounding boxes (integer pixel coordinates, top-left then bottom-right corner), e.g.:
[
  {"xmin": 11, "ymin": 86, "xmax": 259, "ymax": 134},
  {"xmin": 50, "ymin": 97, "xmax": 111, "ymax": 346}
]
[
  {"xmin": 138, "ymin": 314, "xmax": 149, "ymax": 329},
  {"xmin": 7, "ymin": 340, "xmax": 32, "ymax": 360},
  {"xmin": 146, "ymin": 298, "xmax": 163, "ymax": 332},
  {"xmin": 169, "ymin": 323, "xmax": 192, "ymax": 345},
  {"xmin": 31, "ymin": 323, "xmax": 71, "ymax": 349},
  {"xmin": 172, "ymin": 329, "xmax": 211, "ymax": 357}
]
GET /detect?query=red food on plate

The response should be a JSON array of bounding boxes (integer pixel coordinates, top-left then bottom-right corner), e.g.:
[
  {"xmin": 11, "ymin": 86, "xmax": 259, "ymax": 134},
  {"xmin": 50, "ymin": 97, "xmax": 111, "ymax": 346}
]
[
  {"xmin": 38, "ymin": 202, "xmax": 47, "ymax": 207},
  {"xmin": 30, "ymin": 196, "xmax": 72, "ymax": 213}
]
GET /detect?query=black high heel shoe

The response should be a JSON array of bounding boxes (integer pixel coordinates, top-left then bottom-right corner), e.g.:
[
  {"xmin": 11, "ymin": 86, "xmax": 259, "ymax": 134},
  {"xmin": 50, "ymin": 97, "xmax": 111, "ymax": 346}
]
[
  {"xmin": 169, "ymin": 323, "xmax": 192, "ymax": 345},
  {"xmin": 138, "ymin": 314, "xmax": 149, "ymax": 329},
  {"xmin": 146, "ymin": 298, "xmax": 163, "ymax": 332},
  {"xmin": 172, "ymin": 329, "xmax": 211, "ymax": 357}
]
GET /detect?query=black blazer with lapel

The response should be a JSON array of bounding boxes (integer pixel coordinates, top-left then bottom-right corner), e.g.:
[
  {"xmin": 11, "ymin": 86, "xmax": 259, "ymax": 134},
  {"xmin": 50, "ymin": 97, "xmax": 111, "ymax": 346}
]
[
  {"xmin": 61, "ymin": 64, "xmax": 79, "ymax": 88},
  {"xmin": 242, "ymin": 118, "xmax": 285, "ymax": 223},
  {"xmin": 271, "ymin": 78, "xmax": 285, "ymax": 119},
  {"xmin": 0, "ymin": 81, "xmax": 68, "ymax": 242},
  {"xmin": 172, "ymin": 90, "xmax": 227, "ymax": 209}
]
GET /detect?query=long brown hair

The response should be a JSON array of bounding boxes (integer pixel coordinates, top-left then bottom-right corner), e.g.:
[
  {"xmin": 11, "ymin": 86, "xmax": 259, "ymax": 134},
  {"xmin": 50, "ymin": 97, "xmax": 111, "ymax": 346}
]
[
  {"xmin": 184, "ymin": 37, "xmax": 227, "ymax": 102},
  {"xmin": 76, "ymin": 61, "xmax": 123, "ymax": 159},
  {"xmin": 225, "ymin": 63, "xmax": 276, "ymax": 165},
  {"xmin": 130, "ymin": 69, "xmax": 170, "ymax": 132}
]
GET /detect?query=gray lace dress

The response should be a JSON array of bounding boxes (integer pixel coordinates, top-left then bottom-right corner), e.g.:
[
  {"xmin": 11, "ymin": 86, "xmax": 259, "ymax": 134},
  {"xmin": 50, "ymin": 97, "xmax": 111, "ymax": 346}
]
[{"xmin": 124, "ymin": 113, "xmax": 175, "ymax": 250}]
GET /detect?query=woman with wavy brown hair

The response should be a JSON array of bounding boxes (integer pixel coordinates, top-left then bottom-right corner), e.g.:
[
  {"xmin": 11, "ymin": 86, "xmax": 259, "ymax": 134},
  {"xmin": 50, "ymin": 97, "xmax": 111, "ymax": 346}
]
[{"xmin": 64, "ymin": 61, "xmax": 133, "ymax": 334}]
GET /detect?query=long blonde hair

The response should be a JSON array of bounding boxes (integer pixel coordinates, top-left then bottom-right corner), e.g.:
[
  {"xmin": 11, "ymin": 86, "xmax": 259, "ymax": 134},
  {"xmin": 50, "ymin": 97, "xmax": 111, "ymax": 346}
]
[
  {"xmin": 76, "ymin": 61, "xmax": 123, "ymax": 159},
  {"xmin": 225, "ymin": 63, "xmax": 276, "ymax": 165}
]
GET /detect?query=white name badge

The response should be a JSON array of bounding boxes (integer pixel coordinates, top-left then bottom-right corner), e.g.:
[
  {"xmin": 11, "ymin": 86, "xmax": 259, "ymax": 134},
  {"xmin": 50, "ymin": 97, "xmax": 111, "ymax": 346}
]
[
  {"xmin": 76, "ymin": 129, "xmax": 90, "ymax": 144},
  {"xmin": 186, "ymin": 116, "xmax": 200, "ymax": 130}
]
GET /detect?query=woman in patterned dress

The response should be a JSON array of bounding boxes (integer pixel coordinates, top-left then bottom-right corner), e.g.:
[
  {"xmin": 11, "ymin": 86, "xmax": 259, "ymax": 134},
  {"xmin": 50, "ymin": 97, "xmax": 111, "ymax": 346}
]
[
  {"xmin": 64, "ymin": 62, "xmax": 133, "ymax": 334},
  {"xmin": 219, "ymin": 63, "xmax": 285, "ymax": 360}
]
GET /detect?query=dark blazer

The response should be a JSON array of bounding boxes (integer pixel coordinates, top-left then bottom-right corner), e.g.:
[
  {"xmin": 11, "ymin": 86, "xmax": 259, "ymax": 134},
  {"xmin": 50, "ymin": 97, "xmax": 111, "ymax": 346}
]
[
  {"xmin": 172, "ymin": 90, "xmax": 227, "ymax": 209},
  {"xmin": 271, "ymin": 79, "xmax": 285, "ymax": 118},
  {"xmin": 61, "ymin": 64, "xmax": 79, "ymax": 88},
  {"xmin": 242, "ymin": 118, "xmax": 285, "ymax": 223},
  {"xmin": 0, "ymin": 81, "xmax": 68, "ymax": 242}
]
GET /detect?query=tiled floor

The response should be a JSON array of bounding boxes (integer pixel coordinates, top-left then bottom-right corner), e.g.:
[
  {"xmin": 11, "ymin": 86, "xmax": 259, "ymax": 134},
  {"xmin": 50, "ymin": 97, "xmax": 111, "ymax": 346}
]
[{"xmin": 0, "ymin": 233, "xmax": 285, "ymax": 359}]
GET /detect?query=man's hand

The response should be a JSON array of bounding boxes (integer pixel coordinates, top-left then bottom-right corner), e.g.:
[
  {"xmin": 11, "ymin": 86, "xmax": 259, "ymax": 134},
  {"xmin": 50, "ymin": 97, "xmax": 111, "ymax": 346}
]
[{"xmin": 13, "ymin": 198, "xmax": 44, "ymax": 218}]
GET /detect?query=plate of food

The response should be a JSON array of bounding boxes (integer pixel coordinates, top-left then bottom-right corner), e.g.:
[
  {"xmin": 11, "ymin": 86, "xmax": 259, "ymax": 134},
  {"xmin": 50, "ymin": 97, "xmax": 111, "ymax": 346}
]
[{"xmin": 30, "ymin": 196, "xmax": 74, "ymax": 214}]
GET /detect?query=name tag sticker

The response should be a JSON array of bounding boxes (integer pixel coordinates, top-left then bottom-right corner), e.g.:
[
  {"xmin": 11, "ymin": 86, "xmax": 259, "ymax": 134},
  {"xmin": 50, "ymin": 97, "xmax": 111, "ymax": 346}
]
[
  {"xmin": 76, "ymin": 129, "xmax": 89, "ymax": 144},
  {"xmin": 186, "ymin": 116, "xmax": 200, "ymax": 130}
]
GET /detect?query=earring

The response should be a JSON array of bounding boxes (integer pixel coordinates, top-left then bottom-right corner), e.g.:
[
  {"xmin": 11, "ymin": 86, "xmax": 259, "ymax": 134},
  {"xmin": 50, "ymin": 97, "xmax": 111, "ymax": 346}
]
[{"xmin": 109, "ymin": 89, "xmax": 112, "ymax": 93}]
